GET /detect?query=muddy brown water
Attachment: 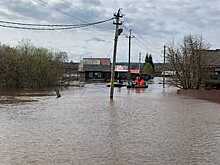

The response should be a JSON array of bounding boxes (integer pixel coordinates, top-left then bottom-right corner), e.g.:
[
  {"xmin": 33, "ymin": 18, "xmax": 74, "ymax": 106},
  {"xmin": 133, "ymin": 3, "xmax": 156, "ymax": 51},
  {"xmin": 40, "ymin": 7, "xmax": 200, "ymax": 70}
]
[{"xmin": 1, "ymin": 78, "xmax": 220, "ymax": 165}]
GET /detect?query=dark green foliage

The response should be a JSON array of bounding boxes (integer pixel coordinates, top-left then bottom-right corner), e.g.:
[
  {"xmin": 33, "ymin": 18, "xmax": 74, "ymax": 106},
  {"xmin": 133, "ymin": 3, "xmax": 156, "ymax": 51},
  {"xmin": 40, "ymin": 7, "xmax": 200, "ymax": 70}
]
[
  {"xmin": 0, "ymin": 40, "xmax": 66, "ymax": 89},
  {"xmin": 143, "ymin": 53, "xmax": 154, "ymax": 75},
  {"xmin": 148, "ymin": 54, "xmax": 155, "ymax": 70},
  {"xmin": 145, "ymin": 53, "xmax": 149, "ymax": 63},
  {"xmin": 143, "ymin": 63, "xmax": 154, "ymax": 75}
]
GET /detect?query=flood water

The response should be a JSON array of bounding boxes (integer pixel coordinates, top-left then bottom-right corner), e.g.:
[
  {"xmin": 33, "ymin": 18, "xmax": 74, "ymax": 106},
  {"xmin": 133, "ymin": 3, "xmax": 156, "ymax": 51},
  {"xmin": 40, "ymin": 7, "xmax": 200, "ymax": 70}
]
[{"xmin": 1, "ymin": 78, "xmax": 220, "ymax": 165}]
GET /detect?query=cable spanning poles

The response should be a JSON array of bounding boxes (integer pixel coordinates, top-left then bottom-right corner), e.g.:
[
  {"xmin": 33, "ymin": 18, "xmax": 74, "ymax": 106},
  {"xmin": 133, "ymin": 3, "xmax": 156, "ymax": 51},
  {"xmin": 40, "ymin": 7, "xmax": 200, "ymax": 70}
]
[
  {"xmin": 0, "ymin": 24, "xmax": 87, "ymax": 30},
  {"xmin": 0, "ymin": 18, "xmax": 114, "ymax": 31},
  {"xmin": 0, "ymin": 18, "xmax": 113, "ymax": 27},
  {"xmin": 33, "ymin": 0, "xmax": 88, "ymax": 24}
]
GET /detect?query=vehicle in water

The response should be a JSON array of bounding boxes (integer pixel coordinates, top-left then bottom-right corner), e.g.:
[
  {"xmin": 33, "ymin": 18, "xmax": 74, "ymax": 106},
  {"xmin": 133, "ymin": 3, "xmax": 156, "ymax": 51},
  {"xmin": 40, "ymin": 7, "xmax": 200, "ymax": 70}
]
[
  {"xmin": 127, "ymin": 76, "xmax": 149, "ymax": 88},
  {"xmin": 127, "ymin": 81, "xmax": 148, "ymax": 88}
]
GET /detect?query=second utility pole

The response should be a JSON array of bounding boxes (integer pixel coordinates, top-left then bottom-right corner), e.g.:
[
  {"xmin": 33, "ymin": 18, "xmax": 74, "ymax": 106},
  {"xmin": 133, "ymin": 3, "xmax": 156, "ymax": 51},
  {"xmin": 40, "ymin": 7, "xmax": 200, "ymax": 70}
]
[
  {"xmin": 110, "ymin": 9, "xmax": 123, "ymax": 100},
  {"xmin": 139, "ymin": 52, "xmax": 141, "ymax": 72},
  {"xmin": 163, "ymin": 45, "xmax": 166, "ymax": 88},
  {"xmin": 126, "ymin": 29, "xmax": 135, "ymax": 82}
]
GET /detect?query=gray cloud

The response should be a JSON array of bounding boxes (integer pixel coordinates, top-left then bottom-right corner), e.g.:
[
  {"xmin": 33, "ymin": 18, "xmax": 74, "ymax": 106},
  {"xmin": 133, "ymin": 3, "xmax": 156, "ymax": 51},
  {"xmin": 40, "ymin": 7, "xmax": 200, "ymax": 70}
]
[
  {"xmin": 0, "ymin": 0, "xmax": 106, "ymax": 23},
  {"xmin": 0, "ymin": 0, "xmax": 220, "ymax": 62},
  {"xmin": 0, "ymin": 0, "xmax": 55, "ymax": 23},
  {"xmin": 86, "ymin": 37, "xmax": 107, "ymax": 43},
  {"xmin": 81, "ymin": 0, "xmax": 101, "ymax": 6}
]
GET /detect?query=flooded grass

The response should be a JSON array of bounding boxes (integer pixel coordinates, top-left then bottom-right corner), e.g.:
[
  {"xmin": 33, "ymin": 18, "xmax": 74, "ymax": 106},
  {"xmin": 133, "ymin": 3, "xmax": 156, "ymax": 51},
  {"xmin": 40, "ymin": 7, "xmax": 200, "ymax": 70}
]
[
  {"xmin": 0, "ymin": 96, "xmax": 38, "ymax": 104},
  {"xmin": 177, "ymin": 89, "xmax": 220, "ymax": 104},
  {"xmin": 0, "ymin": 88, "xmax": 55, "ymax": 97},
  {"xmin": 0, "ymin": 89, "xmax": 56, "ymax": 104}
]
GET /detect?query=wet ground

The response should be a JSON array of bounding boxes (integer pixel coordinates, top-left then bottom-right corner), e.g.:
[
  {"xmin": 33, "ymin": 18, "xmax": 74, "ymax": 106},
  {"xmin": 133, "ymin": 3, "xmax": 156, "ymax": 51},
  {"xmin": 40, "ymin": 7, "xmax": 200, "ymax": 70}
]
[{"xmin": 1, "ymin": 78, "xmax": 220, "ymax": 165}]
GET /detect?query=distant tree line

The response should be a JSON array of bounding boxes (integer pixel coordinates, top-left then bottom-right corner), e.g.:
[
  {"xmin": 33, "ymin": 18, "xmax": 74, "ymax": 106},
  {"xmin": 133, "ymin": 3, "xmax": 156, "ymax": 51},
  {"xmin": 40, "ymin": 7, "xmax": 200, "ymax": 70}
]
[{"xmin": 0, "ymin": 40, "xmax": 67, "ymax": 89}]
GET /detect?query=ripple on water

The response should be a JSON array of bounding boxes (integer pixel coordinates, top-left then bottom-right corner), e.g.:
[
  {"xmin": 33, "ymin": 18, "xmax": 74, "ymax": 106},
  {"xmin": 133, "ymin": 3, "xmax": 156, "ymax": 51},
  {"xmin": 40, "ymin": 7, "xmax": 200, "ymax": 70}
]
[{"xmin": 1, "ymin": 79, "xmax": 220, "ymax": 165}]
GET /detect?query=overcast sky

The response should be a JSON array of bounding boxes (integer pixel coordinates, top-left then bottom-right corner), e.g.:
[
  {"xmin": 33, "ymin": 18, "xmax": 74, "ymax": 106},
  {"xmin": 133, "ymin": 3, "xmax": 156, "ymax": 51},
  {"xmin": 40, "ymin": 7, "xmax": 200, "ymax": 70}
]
[{"xmin": 0, "ymin": 0, "xmax": 220, "ymax": 63}]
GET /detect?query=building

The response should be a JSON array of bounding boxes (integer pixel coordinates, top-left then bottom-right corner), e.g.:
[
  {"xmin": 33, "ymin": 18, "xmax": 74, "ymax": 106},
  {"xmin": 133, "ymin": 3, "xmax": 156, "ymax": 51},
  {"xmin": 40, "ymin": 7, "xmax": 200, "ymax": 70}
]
[
  {"xmin": 79, "ymin": 58, "xmax": 111, "ymax": 82},
  {"xmin": 62, "ymin": 60, "xmax": 164, "ymax": 83},
  {"xmin": 116, "ymin": 62, "xmax": 144, "ymax": 69},
  {"xmin": 154, "ymin": 63, "xmax": 171, "ymax": 76},
  {"xmin": 200, "ymin": 49, "xmax": 220, "ymax": 88},
  {"xmin": 115, "ymin": 65, "xmax": 141, "ymax": 80},
  {"xmin": 63, "ymin": 62, "xmax": 79, "ymax": 81},
  {"xmin": 201, "ymin": 49, "xmax": 220, "ymax": 74}
]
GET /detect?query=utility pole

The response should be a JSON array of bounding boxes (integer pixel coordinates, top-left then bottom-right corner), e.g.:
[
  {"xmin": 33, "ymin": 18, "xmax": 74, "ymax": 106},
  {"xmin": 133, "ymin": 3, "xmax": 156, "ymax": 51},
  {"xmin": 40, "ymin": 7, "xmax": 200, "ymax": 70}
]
[
  {"xmin": 126, "ymin": 29, "xmax": 135, "ymax": 82},
  {"xmin": 139, "ymin": 52, "xmax": 141, "ymax": 73},
  {"xmin": 163, "ymin": 45, "xmax": 166, "ymax": 88},
  {"xmin": 110, "ymin": 9, "xmax": 123, "ymax": 99}
]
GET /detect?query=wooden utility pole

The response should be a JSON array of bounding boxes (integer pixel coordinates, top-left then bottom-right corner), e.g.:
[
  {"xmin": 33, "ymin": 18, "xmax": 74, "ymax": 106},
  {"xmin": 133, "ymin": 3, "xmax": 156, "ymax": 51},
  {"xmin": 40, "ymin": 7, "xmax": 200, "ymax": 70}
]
[
  {"xmin": 139, "ymin": 52, "xmax": 141, "ymax": 73},
  {"xmin": 110, "ymin": 9, "xmax": 123, "ymax": 99},
  {"xmin": 126, "ymin": 29, "xmax": 135, "ymax": 82},
  {"xmin": 163, "ymin": 45, "xmax": 166, "ymax": 88}
]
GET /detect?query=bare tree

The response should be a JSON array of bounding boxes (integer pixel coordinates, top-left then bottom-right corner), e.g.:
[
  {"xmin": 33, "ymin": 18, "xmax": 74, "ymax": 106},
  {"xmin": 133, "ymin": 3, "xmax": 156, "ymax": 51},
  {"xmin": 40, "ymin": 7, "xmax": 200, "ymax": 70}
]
[
  {"xmin": 0, "ymin": 40, "xmax": 66, "ymax": 89},
  {"xmin": 166, "ymin": 34, "xmax": 209, "ymax": 89}
]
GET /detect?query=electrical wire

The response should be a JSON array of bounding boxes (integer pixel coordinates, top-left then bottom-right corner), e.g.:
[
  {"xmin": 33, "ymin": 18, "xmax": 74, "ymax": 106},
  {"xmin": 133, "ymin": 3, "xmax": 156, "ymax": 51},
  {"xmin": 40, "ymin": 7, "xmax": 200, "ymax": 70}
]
[
  {"xmin": 123, "ymin": 25, "xmax": 147, "ymax": 51},
  {"xmin": 0, "ymin": 18, "xmax": 114, "ymax": 30},
  {"xmin": 33, "ymin": 0, "xmax": 89, "ymax": 24},
  {"xmin": 133, "ymin": 39, "xmax": 147, "ymax": 51},
  {"xmin": 0, "ymin": 24, "xmax": 84, "ymax": 30},
  {"xmin": 0, "ymin": 18, "xmax": 113, "ymax": 27},
  {"xmin": 123, "ymin": 23, "xmax": 159, "ymax": 52},
  {"xmin": 33, "ymin": 0, "xmax": 115, "ymax": 34}
]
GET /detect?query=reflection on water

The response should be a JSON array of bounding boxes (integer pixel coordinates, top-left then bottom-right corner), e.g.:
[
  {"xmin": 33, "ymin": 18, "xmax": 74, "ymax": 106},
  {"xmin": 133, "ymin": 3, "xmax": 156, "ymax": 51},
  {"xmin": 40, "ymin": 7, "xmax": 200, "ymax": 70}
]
[{"xmin": 0, "ymin": 78, "xmax": 220, "ymax": 164}]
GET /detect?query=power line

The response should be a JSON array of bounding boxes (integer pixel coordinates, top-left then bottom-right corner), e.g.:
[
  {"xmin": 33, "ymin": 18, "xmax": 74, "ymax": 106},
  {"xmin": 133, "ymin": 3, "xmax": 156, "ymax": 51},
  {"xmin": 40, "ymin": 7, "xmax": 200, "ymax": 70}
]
[
  {"xmin": 0, "ymin": 18, "xmax": 113, "ymax": 27},
  {"xmin": 123, "ymin": 23, "xmax": 159, "ymax": 52},
  {"xmin": 0, "ymin": 19, "xmax": 112, "ymax": 27},
  {"xmin": 135, "ymin": 37, "xmax": 148, "ymax": 49},
  {"xmin": 123, "ymin": 26, "xmax": 148, "ymax": 53},
  {"xmin": 0, "ymin": 24, "xmax": 84, "ymax": 30},
  {"xmin": 33, "ymin": 0, "xmax": 88, "ymax": 24},
  {"xmin": 0, "ymin": 18, "xmax": 114, "ymax": 31},
  {"xmin": 133, "ymin": 30, "xmax": 163, "ymax": 50},
  {"xmin": 133, "ymin": 39, "xmax": 147, "ymax": 51},
  {"xmin": 124, "ymin": 27, "xmax": 147, "ymax": 51},
  {"xmin": 123, "ymin": 25, "xmax": 147, "ymax": 50},
  {"xmin": 134, "ymin": 34, "xmax": 160, "ymax": 52},
  {"xmin": 123, "ymin": 23, "xmax": 152, "ymax": 46},
  {"xmin": 31, "ymin": 0, "xmax": 114, "ymax": 33}
]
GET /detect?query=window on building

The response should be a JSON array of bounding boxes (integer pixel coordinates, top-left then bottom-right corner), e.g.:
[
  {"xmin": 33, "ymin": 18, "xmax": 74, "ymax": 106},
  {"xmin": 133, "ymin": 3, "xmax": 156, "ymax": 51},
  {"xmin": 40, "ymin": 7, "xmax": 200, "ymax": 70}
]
[
  {"xmin": 94, "ymin": 72, "xmax": 102, "ymax": 79},
  {"xmin": 89, "ymin": 72, "xmax": 93, "ymax": 78}
]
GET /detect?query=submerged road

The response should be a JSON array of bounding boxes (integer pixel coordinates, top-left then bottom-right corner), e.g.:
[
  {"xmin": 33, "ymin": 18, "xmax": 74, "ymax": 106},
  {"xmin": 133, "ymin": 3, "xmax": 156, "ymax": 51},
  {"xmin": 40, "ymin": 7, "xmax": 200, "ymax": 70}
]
[{"xmin": 0, "ymin": 78, "xmax": 220, "ymax": 165}]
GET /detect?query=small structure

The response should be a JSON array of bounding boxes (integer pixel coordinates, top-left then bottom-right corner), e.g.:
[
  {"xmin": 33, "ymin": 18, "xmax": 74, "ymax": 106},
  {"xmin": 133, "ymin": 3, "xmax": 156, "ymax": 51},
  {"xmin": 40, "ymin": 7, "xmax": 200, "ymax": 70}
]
[
  {"xmin": 154, "ymin": 63, "xmax": 171, "ymax": 76},
  {"xmin": 201, "ymin": 49, "xmax": 220, "ymax": 88},
  {"xmin": 61, "ymin": 62, "xmax": 80, "ymax": 86},
  {"xmin": 63, "ymin": 62, "xmax": 79, "ymax": 81},
  {"xmin": 201, "ymin": 49, "xmax": 220, "ymax": 74},
  {"xmin": 79, "ymin": 58, "xmax": 111, "ymax": 82},
  {"xmin": 115, "ymin": 65, "xmax": 141, "ymax": 80}
]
